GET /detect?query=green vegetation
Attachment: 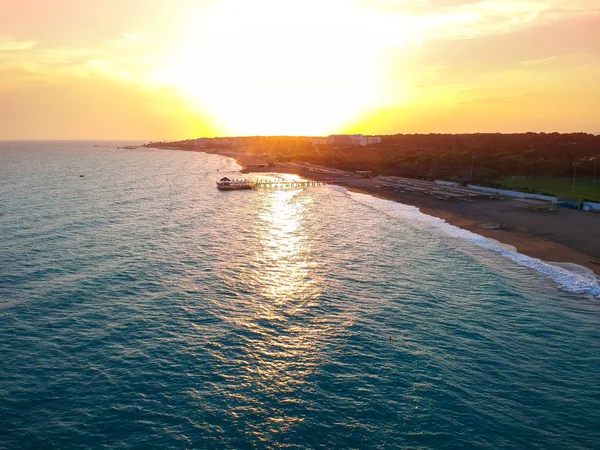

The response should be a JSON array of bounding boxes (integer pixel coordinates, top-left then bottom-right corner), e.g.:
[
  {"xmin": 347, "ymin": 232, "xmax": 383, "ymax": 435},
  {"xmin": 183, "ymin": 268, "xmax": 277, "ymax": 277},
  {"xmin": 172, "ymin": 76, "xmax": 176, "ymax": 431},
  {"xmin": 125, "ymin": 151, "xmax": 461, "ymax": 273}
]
[
  {"xmin": 150, "ymin": 133, "xmax": 600, "ymax": 201},
  {"xmin": 499, "ymin": 178, "xmax": 600, "ymax": 202}
]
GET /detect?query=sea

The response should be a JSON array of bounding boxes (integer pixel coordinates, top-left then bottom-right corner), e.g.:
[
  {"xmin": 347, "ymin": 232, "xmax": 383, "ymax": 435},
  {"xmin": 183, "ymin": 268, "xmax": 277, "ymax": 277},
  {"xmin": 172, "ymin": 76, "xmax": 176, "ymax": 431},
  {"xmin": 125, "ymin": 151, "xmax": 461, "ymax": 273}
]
[{"xmin": 1, "ymin": 141, "xmax": 599, "ymax": 449}]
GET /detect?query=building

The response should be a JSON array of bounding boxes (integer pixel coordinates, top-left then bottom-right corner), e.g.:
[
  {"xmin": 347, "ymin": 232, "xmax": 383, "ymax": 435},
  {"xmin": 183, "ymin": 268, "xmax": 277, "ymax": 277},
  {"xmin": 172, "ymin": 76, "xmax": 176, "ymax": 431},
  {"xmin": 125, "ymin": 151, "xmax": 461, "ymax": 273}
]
[
  {"xmin": 363, "ymin": 136, "xmax": 382, "ymax": 145},
  {"xmin": 327, "ymin": 134, "xmax": 356, "ymax": 146},
  {"xmin": 194, "ymin": 138, "xmax": 239, "ymax": 149},
  {"xmin": 317, "ymin": 134, "xmax": 382, "ymax": 147}
]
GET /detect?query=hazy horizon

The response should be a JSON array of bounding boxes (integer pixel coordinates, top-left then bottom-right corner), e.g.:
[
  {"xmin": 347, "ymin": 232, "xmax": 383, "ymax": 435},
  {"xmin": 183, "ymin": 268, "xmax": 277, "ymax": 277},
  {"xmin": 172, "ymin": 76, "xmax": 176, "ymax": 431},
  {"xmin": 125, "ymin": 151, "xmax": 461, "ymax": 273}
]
[{"xmin": 1, "ymin": 130, "xmax": 599, "ymax": 142}]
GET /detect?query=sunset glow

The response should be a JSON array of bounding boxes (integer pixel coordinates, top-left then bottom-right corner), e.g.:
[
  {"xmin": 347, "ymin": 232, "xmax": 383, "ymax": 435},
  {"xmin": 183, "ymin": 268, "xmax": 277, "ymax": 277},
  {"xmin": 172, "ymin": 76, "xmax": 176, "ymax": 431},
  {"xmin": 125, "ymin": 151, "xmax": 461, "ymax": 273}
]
[
  {"xmin": 1, "ymin": 0, "xmax": 599, "ymax": 139},
  {"xmin": 161, "ymin": 0, "xmax": 385, "ymax": 135}
]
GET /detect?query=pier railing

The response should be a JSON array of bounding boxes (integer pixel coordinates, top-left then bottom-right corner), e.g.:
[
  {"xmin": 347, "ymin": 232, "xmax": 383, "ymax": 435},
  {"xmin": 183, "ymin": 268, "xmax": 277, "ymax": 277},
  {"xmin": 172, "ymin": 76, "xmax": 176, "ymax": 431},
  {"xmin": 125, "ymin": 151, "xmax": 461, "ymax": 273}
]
[{"xmin": 252, "ymin": 179, "xmax": 336, "ymax": 189}]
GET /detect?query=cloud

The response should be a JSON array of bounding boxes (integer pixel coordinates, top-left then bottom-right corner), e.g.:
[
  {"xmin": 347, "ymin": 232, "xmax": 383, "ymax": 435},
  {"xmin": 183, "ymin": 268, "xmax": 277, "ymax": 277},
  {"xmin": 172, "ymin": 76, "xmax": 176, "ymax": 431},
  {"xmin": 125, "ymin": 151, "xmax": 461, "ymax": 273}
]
[
  {"xmin": 0, "ymin": 36, "xmax": 39, "ymax": 51},
  {"xmin": 0, "ymin": 37, "xmax": 158, "ymax": 90},
  {"xmin": 460, "ymin": 92, "xmax": 542, "ymax": 105},
  {"xmin": 518, "ymin": 52, "xmax": 598, "ymax": 67},
  {"xmin": 519, "ymin": 55, "xmax": 561, "ymax": 66},
  {"xmin": 359, "ymin": 0, "xmax": 600, "ymax": 45}
]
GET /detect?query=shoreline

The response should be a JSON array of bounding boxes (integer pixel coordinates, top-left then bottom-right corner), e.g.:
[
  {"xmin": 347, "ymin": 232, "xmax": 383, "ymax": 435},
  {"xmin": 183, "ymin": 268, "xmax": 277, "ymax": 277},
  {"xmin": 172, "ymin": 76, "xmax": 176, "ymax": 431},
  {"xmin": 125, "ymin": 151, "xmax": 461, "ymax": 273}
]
[
  {"xmin": 342, "ymin": 183, "xmax": 600, "ymax": 277},
  {"xmin": 154, "ymin": 146, "xmax": 600, "ymax": 277}
]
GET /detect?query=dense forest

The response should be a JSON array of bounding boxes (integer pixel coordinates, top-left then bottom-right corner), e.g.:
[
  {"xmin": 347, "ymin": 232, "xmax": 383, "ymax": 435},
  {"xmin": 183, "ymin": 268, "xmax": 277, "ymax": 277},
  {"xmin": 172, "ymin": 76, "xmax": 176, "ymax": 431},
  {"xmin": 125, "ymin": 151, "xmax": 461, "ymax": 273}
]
[{"xmin": 149, "ymin": 132, "xmax": 600, "ymax": 183}]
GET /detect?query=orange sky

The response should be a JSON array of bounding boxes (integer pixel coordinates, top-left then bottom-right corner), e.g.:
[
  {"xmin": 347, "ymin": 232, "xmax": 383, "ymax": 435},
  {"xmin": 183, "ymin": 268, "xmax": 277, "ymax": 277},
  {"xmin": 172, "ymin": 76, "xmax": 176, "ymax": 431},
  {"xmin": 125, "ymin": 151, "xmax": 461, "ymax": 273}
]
[{"xmin": 1, "ymin": 0, "xmax": 599, "ymax": 139}]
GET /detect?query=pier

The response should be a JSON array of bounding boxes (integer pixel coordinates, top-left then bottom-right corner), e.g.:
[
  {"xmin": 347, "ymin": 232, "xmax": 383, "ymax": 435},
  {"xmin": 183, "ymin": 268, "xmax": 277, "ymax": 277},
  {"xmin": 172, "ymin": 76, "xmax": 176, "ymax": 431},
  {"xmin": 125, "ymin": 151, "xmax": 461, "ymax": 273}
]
[
  {"xmin": 252, "ymin": 178, "xmax": 335, "ymax": 189},
  {"xmin": 217, "ymin": 176, "xmax": 338, "ymax": 191}
]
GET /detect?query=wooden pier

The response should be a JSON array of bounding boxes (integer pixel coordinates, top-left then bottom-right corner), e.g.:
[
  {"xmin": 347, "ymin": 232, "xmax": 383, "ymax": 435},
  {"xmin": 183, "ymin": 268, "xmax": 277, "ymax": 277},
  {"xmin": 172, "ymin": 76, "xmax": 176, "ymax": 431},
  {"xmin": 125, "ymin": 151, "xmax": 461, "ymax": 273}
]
[
  {"xmin": 217, "ymin": 177, "xmax": 339, "ymax": 191},
  {"xmin": 252, "ymin": 178, "xmax": 335, "ymax": 189}
]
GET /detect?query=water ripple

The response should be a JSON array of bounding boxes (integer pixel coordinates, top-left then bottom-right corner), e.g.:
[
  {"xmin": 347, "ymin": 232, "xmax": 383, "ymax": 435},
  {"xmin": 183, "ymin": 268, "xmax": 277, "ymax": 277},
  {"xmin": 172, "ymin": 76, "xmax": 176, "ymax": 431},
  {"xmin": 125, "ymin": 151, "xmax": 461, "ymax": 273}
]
[{"xmin": 1, "ymin": 142, "xmax": 599, "ymax": 449}]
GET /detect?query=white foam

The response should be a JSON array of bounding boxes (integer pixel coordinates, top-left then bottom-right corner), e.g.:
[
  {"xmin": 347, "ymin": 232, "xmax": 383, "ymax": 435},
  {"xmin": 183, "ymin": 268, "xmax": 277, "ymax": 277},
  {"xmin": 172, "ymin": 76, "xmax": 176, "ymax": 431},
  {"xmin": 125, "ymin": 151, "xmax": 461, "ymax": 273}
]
[
  {"xmin": 485, "ymin": 238, "xmax": 517, "ymax": 253},
  {"xmin": 336, "ymin": 187, "xmax": 600, "ymax": 298},
  {"xmin": 547, "ymin": 262, "xmax": 599, "ymax": 282}
]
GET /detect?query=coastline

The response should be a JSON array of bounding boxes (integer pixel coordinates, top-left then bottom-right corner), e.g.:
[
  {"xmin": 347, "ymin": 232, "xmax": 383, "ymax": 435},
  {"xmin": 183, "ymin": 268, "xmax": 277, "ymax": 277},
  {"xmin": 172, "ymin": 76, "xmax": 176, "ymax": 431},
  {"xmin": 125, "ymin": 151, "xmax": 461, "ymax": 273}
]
[
  {"xmin": 156, "ymin": 146, "xmax": 600, "ymax": 277},
  {"xmin": 342, "ymin": 182, "xmax": 600, "ymax": 277}
]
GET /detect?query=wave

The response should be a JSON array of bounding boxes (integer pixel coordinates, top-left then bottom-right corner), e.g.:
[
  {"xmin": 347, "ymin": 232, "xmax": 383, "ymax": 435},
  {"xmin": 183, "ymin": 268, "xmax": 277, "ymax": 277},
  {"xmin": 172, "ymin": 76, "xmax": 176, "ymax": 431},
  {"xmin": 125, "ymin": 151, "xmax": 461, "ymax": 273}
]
[{"xmin": 335, "ymin": 187, "xmax": 600, "ymax": 298}]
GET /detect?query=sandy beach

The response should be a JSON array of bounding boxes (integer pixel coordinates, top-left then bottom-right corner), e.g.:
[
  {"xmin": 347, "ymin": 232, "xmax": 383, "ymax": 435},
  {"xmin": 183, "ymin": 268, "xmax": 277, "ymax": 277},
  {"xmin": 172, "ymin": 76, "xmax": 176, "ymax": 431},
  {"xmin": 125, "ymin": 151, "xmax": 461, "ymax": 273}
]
[{"xmin": 180, "ymin": 148, "xmax": 600, "ymax": 276}]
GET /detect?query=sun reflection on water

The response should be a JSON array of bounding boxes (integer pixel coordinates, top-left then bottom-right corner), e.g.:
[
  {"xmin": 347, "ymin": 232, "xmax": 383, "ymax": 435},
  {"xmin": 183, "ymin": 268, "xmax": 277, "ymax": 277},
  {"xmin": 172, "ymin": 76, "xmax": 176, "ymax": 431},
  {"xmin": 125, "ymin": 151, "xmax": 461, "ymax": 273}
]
[
  {"xmin": 255, "ymin": 189, "xmax": 316, "ymax": 303},
  {"xmin": 240, "ymin": 188, "xmax": 325, "ymax": 377},
  {"xmin": 203, "ymin": 184, "xmax": 364, "ymax": 439},
  {"xmin": 210, "ymin": 186, "xmax": 334, "ymax": 433}
]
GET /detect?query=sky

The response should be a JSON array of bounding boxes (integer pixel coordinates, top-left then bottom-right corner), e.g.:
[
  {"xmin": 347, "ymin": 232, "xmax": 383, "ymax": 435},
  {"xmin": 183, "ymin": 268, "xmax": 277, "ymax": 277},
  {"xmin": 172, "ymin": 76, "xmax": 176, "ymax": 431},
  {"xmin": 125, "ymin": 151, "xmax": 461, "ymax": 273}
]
[{"xmin": 1, "ymin": 0, "xmax": 599, "ymax": 139}]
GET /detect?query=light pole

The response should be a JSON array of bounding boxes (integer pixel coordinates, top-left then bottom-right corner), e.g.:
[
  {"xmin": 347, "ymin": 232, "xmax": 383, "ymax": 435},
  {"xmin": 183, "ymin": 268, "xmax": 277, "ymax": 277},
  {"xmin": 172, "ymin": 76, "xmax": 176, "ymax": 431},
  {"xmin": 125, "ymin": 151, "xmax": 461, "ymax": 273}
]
[{"xmin": 572, "ymin": 160, "xmax": 581, "ymax": 194}]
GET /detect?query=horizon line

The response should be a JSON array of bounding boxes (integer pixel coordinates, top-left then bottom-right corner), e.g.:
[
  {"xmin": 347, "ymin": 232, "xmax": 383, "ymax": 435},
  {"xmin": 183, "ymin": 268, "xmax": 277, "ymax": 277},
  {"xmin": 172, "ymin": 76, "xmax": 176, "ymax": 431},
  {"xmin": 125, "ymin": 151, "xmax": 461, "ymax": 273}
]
[{"xmin": 2, "ymin": 131, "xmax": 600, "ymax": 141}]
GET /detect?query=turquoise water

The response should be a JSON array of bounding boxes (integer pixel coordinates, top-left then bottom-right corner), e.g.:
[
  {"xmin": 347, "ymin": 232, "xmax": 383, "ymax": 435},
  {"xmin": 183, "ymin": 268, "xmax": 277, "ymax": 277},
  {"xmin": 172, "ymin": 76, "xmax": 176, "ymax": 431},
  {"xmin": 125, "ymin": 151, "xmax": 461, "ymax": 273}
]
[{"xmin": 1, "ymin": 142, "xmax": 599, "ymax": 449}]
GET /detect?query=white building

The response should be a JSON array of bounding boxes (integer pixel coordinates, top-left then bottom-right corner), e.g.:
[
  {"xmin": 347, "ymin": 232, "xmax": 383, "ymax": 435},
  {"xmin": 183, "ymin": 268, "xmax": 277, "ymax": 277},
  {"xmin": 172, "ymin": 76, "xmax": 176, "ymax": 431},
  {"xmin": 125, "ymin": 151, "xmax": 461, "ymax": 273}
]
[
  {"xmin": 313, "ymin": 134, "xmax": 382, "ymax": 147},
  {"xmin": 194, "ymin": 138, "xmax": 239, "ymax": 148},
  {"xmin": 363, "ymin": 136, "xmax": 382, "ymax": 146}
]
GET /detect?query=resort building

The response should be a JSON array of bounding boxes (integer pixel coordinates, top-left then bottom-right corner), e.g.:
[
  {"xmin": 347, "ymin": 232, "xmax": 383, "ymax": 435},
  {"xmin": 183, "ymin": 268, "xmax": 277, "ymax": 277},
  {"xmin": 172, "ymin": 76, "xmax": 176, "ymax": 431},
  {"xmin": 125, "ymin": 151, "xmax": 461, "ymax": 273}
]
[
  {"xmin": 194, "ymin": 138, "xmax": 239, "ymax": 149},
  {"xmin": 312, "ymin": 134, "xmax": 382, "ymax": 147}
]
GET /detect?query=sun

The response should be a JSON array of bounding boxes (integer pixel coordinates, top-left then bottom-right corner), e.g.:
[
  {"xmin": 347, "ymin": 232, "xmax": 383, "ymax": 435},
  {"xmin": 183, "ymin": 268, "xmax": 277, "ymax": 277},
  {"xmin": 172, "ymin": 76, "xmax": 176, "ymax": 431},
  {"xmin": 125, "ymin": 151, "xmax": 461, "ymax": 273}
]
[{"xmin": 162, "ymin": 0, "xmax": 386, "ymax": 136}]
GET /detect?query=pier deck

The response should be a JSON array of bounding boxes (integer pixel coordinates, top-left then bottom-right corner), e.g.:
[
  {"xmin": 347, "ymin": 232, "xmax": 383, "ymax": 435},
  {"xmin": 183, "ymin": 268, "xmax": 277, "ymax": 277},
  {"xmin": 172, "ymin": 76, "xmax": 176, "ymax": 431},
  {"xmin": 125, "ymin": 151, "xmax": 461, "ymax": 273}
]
[
  {"xmin": 252, "ymin": 179, "xmax": 336, "ymax": 189},
  {"xmin": 217, "ymin": 178, "xmax": 337, "ymax": 191}
]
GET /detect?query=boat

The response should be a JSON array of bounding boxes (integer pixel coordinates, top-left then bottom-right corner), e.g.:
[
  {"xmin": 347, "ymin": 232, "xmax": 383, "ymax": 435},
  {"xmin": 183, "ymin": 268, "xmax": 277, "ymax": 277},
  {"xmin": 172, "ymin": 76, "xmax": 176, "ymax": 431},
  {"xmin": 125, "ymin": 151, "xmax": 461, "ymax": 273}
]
[{"xmin": 216, "ymin": 177, "xmax": 254, "ymax": 190}]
